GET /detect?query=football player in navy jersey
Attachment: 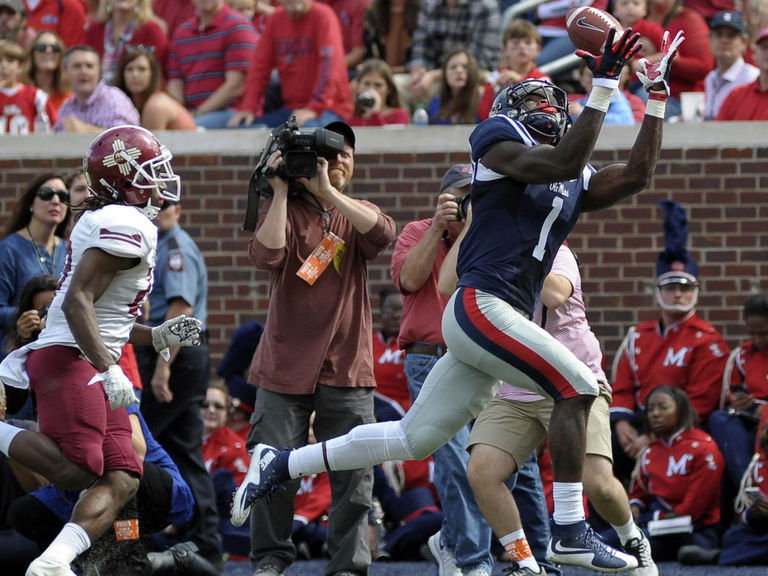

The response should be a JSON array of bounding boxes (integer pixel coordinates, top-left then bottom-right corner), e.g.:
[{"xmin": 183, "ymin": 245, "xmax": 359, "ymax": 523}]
[{"xmin": 232, "ymin": 28, "xmax": 686, "ymax": 573}]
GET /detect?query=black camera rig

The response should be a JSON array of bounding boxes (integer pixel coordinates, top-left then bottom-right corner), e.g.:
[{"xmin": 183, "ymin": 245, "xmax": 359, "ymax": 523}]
[{"xmin": 242, "ymin": 117, "xmax": 346, "ymax": 231}]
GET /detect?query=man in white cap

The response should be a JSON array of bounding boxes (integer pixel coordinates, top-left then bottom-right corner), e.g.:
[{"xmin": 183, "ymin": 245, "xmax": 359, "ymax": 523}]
[{"xmin": 716, "ymin": 25, "xmax": 768, "ymax": 120}]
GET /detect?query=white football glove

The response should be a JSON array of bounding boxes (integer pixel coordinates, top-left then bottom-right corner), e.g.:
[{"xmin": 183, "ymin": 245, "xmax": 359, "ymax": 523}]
[
  {"xmin": 151, "ymin": 315, "xmax": 203, "ymax": 361},
  {"xmin": 635, "ymin": 29, "xmax": 685, "ymax": 95},
  {"xmin": 98, "ymin": 364, "xmax": 139, "ymax": 410}
]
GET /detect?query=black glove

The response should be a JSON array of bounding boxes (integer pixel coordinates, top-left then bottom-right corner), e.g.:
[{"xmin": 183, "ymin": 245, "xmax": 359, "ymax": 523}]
[{"xmin": 576, "ymin": 27, "xmax": 642, "ymax": 81}]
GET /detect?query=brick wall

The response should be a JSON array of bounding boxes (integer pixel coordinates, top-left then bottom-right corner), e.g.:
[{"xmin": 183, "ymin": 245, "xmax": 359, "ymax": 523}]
[{"xmin": 1, "ymin": 125, "xmax": 767, "ymax": 377}]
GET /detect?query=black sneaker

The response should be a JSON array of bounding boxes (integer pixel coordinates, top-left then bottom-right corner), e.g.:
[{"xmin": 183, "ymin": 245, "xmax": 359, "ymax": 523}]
[{"xmin": 547, "ymin": 521, "xmax": 638, "ymax": 572}]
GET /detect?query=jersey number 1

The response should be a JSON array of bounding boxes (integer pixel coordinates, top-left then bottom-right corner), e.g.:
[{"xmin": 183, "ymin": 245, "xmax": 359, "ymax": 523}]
[{"xmin": 532, "ymin": 196, "xmax": 563, "ymax": 261}]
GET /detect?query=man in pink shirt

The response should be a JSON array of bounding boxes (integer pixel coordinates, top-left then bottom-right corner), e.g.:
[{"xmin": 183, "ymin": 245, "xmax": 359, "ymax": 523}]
[{"xmin": 227, "ymin": 0, "xmax": 352, "ymax": 128}]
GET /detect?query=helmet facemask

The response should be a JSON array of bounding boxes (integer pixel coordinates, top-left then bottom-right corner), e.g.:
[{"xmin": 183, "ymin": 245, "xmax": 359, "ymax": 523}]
[
  {"xmin": 491, "ymin": 80, "xmax": 572, "ymax": 145},
  {"xmin": 131, "ymin": 146, "xmax": 180, "ymax": 219}
]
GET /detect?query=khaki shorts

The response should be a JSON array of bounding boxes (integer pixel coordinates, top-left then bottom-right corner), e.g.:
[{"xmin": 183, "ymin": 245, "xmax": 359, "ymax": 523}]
[{"xmin": 468, "ymin": 382, "xmax": 613, "ymax": 469}]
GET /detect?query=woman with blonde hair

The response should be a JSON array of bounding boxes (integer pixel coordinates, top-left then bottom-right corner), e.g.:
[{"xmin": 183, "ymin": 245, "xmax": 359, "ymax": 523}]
[
  {"xmin": 114, "ymin": 44, "xmax": 196, "ymax": 130},
  {"xmin": 84, "ymin": 0, "xmax": 168, "ymax": 84},
  {"xmin": 22, "ymin": 31, "xmax": 70, "ymax": 113}
]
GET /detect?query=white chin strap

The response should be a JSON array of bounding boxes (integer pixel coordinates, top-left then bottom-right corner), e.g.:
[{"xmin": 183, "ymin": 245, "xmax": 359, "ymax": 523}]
[{"xmin": 656, "ymin": 286, "xmax": 699, "ymax": 313}]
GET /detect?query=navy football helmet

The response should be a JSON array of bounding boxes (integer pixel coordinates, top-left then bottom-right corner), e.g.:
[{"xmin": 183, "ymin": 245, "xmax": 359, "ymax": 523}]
[{"xmin": 490, "ymin": 79, "xmax": 572, "ymax": 145}]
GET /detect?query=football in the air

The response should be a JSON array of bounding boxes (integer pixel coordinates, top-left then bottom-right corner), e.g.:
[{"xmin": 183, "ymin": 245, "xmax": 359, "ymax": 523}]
[{"xmin": 566, "ymin": 6, "xmax": 624, "ymax": 54}]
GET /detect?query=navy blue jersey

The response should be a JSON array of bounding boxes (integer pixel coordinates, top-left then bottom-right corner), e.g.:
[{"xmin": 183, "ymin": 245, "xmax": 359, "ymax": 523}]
[{"xmin": 457, "ymin": 115, "xmax": 595, "ymax": 316}]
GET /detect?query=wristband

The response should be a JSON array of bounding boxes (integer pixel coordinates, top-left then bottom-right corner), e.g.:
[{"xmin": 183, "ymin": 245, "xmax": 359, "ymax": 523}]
[
  {"xmin": 585, "ymin": 85, "xmax": 615, "ymax": 113},
  {"xmin": 645, "ymin": 91, "xmax": 668, "ymax": 119}
]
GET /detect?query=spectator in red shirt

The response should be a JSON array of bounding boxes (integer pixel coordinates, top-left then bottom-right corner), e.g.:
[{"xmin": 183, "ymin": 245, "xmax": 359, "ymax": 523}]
[
  {"xmin": 152, "ymin": 0, "xmax": 195, "ymax": 40},
  {"xmin": 0, "ymin": 38, "xmax": 57, "ymax": 132},
  {"xmin": 477, "ymin": 18, "xmax": 550, "ymax": 122},
  {"xmin": 708, "ymin": 293, "xmax": 768, "ymax": 493},
  {"xmin": 22, "ymin": 0, "xmax": 85, "ymax": 49},
  {"xmin": 611, "ymin": 0, "xmax": 664, "ymax": 99},
  {"xmin": 166, "ymin": 0, "xmax": 258, "ymax": 129},
  {"xmin": 647, "ymin": 0, "xmax": 714, "ymax": 116},
  {"xmin": 716, "ymin": 26, "xmax": 768, "ymax": 120},
  {"xmin": 371, "ymin": 286, "xmax": 408, "ymax": 421},
  {"xmin": 629, "ymin": 385, "xmax": 724, "ymax": 563},
  {"xmin": 348, "ymin": 58, "xmax": 409, "ymax": 126},
  {"xmin": 83, "ymin": 0, "xmax": 168, "ymax": 85},
  {"xmin": 228, "ymin": 0, "xmax": 352, "ymax": 128},
  {"xmin": 202, "ymin": 383, "xmax": 250, "ymax": 485},
  {"xmin": 321, "ymin": 0, "xmax": 367, "ymax": 76}
]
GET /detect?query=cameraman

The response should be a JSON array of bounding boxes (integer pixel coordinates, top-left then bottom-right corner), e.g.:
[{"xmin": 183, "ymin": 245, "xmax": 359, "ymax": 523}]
[{"xmin": 243, "ymin": 121, "xmax": 396, "ymax": 576}]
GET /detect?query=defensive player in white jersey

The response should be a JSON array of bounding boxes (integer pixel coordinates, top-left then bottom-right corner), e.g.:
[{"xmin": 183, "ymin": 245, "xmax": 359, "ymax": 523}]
[
  {"xmin": 232, "ymin": 29, "xmax": 684, "ymax": 573},
  {"xmin": 0, "ymin": 125, "xmax": 203, "ymax": 576}
]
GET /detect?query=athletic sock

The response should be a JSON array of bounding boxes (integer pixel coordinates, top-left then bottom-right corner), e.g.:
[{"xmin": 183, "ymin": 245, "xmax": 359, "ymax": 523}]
[
  {"xmin": 614, "ymin": 519, "xmax": 642, "ymax": 545},
  {"xmin": 288, "ymin": 443, "xmax": 325, "ymax": 479},
  {"xmin": 39, "ymin": 522, "xmax": 91, "ymax": 565},
  {"xmin": 500, "ymin": 530, "xmax": 540, "ymax": 573},
  {"xmin": 0, "ymin": 420, "xmax": 23, "ymax": 456},
  {"xmin": 552, "ymin": 481, "xmax": 585, "ymax": 526}
]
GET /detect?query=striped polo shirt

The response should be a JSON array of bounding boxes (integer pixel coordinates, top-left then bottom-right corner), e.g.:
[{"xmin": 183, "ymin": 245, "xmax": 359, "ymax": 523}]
[{"xmin": 167, "ymin": 4, "xmax": 258, "ymax": 110}]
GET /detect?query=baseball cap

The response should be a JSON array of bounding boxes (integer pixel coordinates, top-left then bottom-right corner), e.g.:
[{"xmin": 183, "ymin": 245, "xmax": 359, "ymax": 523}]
[
  {"xmin": 0, "ymin": 0, "xmax": 24, "ymax": 13},
  {"xmin": 710, "ymin": 10, "xmax": 746, "ymax": 35},
  {"xmin": 756, "ymin": 26, "xmax": 768, "ymax": 45},
  {"xmin": 324, "ymin": 120, "xmax": 356, "ymax": 150},
  {"xmin": 440, "ymin": 164, "xmax": 473, "ymax": 193}
]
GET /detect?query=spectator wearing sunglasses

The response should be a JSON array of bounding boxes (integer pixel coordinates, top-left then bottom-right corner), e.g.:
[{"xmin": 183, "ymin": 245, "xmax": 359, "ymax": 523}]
[
  {"xmin": 22, "ymin": 30, "xmax": 70, "ymax": 113},
  {"xmin": 84, "ymin": 0, "xmax": 168, "ymax": 85},
  {"xmin": 53, "ymin": 44, "xmax": 139, "ymax": 132},
  {"xmin": 201, "ymin": 383, "xmax": 250, "ymax": 485},
  {"xmin": 115, "ymin": 43, "xmax": 196, "ymax": 131},
  {"xmin": 0, "ymin": 173, "xmax": 69, "ymax": 363},
  {"xmin": 0, "ymin": 38, "xmax": 57, "ymax": 132}
]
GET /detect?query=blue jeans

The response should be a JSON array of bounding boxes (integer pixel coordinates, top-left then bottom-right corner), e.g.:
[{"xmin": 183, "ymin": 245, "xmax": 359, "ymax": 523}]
[
  {"xmin": 194, "ymin": 108, "xmax": 236, "ymax": 129},
  {"xmin": 405, "ymin": 353, "xmax": 493, "ymax": 572},
  {"xmin": 707, "ymin": 409, "xmax": 756, "ymax": 487},
  {"xmin": 507, "ymin": 453, "xmax": 561, "ymax": 576}
]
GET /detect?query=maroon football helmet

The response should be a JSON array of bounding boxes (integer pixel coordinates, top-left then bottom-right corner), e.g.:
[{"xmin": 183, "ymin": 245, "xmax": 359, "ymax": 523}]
[{"xmin": 84, "ymin": 125, "xmax": 180, "ymax": 218}]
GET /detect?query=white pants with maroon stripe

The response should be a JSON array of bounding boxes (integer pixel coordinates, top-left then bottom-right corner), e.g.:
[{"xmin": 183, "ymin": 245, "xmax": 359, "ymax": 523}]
[{"xmin": 313, "ymin": 289, "xmax": 598, "ymax": 474}]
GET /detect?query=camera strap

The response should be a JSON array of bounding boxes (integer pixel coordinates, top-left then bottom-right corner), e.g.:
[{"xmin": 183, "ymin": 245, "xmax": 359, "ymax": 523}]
[{"xmin": 308, "ymin": 192, "xmax": 334, "ymax": 233}]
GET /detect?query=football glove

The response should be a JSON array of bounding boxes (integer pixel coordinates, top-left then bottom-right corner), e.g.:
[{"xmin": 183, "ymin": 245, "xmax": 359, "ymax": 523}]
[
  {"xmin": 151, "ymin": 315, "xmax": 203, "ymax": 361},
  {"xmin": 576, "ymin": 27, "xmax": 642, "ymax": 85},
  {"xmin": 98, "ymin": 364, "xmax": 138, "ymax": 410},
  {"xmin": 636, "ymin": 29, "xmax": 686, "ymax": 95}
]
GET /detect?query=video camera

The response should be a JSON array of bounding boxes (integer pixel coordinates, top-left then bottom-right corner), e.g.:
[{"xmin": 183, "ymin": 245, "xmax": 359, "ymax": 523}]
[
  {"xmin": 243, "ymin": 116, "xmax": 346, "ymax": 231},
  {"xmin": 243, "ymin": 116, "xmax": 344, "ymax": 232}
]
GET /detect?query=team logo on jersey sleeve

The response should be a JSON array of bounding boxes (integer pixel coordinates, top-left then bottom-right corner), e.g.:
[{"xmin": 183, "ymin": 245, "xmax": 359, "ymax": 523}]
[
  {"xmin": 103, "ymin": 139, "xmax": 142, "ymax": 176},
  {"xmin": 168, "ymin": 252, "xmax": 184, "ymax": 272}
]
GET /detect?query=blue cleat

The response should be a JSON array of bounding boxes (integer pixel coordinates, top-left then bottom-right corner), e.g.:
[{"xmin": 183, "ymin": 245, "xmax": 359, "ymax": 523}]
[
  {"xmin": 547, "ymin": 521, "xmax": 638, "ymax": 572},
  {"xmin": 230, "ymin": 443, "xmax": 282, "ymax": 527}
]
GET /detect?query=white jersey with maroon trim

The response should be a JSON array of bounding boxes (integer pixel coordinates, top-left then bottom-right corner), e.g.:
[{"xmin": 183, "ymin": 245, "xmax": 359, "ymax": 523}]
[{"xmin": 35, "ymin": 204, "xmax": 157, "ymax": 360}]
